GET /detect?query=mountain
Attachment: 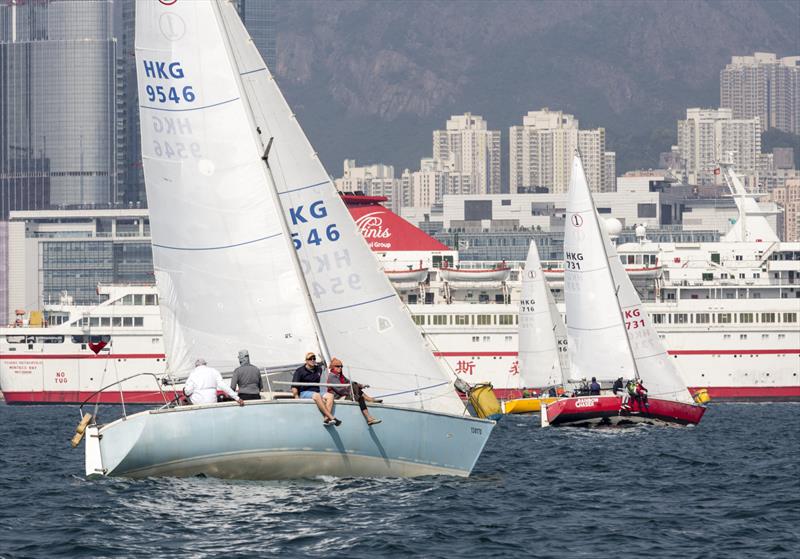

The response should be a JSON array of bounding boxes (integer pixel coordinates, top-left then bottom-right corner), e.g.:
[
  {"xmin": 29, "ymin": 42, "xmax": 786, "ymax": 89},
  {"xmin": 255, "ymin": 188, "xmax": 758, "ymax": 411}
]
[{"xmin": 273, "ymin": 0, "xmax": 799, "ymax": 185}]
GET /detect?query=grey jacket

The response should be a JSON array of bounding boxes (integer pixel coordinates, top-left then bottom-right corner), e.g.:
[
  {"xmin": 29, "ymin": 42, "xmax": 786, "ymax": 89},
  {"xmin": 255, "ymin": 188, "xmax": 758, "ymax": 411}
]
[{"xmin": 231, "ymin": 363, "xmax": 263, "ymax": 395}]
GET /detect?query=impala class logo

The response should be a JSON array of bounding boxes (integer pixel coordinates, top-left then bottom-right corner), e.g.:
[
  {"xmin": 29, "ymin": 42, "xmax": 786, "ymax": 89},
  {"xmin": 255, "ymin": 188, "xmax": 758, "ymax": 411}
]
[
  {"xmin": 159, "ymin": 12, "xmax": 185, "ymax": 41},
  {"xmin": 571, "ymin": 214, "xmax": 583, "ymax": 227}
]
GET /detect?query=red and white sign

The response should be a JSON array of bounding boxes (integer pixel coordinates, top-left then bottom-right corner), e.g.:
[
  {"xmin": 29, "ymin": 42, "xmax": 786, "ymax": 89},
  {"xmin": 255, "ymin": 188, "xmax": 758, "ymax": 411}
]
[{"xmin": 345, "ymin": 198, "xmax": 450, "ymax": 252}]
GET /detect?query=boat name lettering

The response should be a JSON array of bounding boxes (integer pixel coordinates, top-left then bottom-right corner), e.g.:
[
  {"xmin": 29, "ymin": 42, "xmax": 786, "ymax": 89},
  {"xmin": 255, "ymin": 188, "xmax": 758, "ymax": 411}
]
[
  {"xmin": 354, "ymin": 213, "xmax": 392, "ymax": 240},
  {"xmin": 574, "ymin": 398, "xmax": 598, "ymax": 408},
  {"xmin": 470, "ymin": 427, "xmax": 483, "ymax": 435},
  {"xmin": 55, "ymin": 371, "xmax": 69, "ymax": 384},
  {"xmin": 142, "ymin": 60, "xmax": 195, "ymax": 105}
]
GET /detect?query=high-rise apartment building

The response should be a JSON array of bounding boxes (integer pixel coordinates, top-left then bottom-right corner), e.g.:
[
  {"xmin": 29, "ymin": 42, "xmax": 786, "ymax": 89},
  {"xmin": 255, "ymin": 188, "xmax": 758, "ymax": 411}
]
[
  {"xmin": 401, "ymin": 159, "xmax": 472, "ymax": 209},
  {"xmin": 720, "ymin": 52, "xmax": 800, "ymax": 134},
  {"xmin": 509, "ymin": 109, "xmax": 607, "ymax": 193},
  {"xmin": 432, "ymin": 113, "xmax": 500, "ymax": 195},
  {"xmin": 0, "ymin": 0, "xmax": 118, "ymax": 217},
  {"xmin": 770, "ymin": 178, "xmax": 800, "ymax": 241},
  {"xmin": 677, "ymin": 108, "xmax": 761, "ymax": 186},
  {"xmin": 335, "ymin": 160, "xmax": 402, "ymax": 212}
]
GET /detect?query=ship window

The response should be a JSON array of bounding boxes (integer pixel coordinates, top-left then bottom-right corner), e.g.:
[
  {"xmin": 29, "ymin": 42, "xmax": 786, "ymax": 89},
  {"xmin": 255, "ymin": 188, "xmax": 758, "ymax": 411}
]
[
  {"xmin": 454, "ymin": 315, "xmax": 470, "ymax": 326},
  {"xmin": 753, "ymin": 273, "xmax": 760, "ymax": 279},
  {"xmin": 90, "ymin": 317, "xmax": 100, "ymax": 327},
  {"xmin": 762, "ymin": 334, "xmax": 769, "ymax": 339},
  {"xmin": 711, "ymin": 253, "xmax": 720, "ymax": 264},
  {"xmin": 739, "ymin": 313, "xmax": 754, "ymax": 324},
  {"xmin": 740, "ymin": 334, "xmax": 747, "ymax": 340},
  {"xmin": 113, "ymin": 317, "xmax": 122, "ymax": 327},
  {"xmin": 739, "ymin": 273, "xmax": 746, "ymax": 279},
  {"xmin": 783, "ymin": 313, "xmax": 797, "ymax": 323},
  {"xmin": 123, "ymin": 317, "xmax": 133, "ymax": 327},
  {"xmin": 101, "ymin": 317, "xmax": 110, "ymax": 327},
  {"xmin": 761, "ymin": 313, "xmax": 775, "ymax": 323},
  {"xmin": 37, "ymin": 335, "xmax": 64, "ymax": 343},
  {"xmin": 735, "ymin": 255, "xmax": 743, "ymax": 261},
  {"xmin": 432, "ymin": 315, "xmax": 447, "ymax": 326},
  {"xmin": 644, "ymin": 254, "xmax": 657, "ymax": 266},
  {"xmin": 637, "ymin": 203, "xmax": 656, "ymax": 218},
  {"xmin": 5, "ymin": 336, "xmax": 26, "ymax": 343},
  {"xmin": 476, "ymin": 315, "xmax": 492, "ymax": 325},
  {"xmin": 717, "ymin": 313, "xmax": 732, "ymax": 324},
  {"xmin": 412, "ymin": 315, "xmax": 425, "ymax": 326},
  {"xmin": 723, "ymin": 334, "xmax": 731, "ymax": 340},
  {"xmin": 498, "ymin": 315, "xmax": 514, "ymax": 325},
  {"xmin": 81, "ymin": 317, "xmax": 89, "ymax": 326},
  {"xmin": 133, "ymin": 295, "xmax": 143, "ymax": 305},
  {"xmin": 696, "ymin": 313, "xmax": 710, "ymax": 324},
  {"xmin": 483, "ymin": 336, "xmax": 491, "ymax": 342},
  {"xmin": 472, "ymin": 336, "xmax": 480, "ymax": 342},
  {"xmin": 145, "ymin": 294, "xmax": 157, "ymax": 306},
  {"xmin": 134, "ymin": 317, "xmax": 144, "ymax": 327},
  {"xmin": 652, "ymin": 314, "xmax": 664, "ymax": 324},
  {"xmin": 778, "ymin": 334, "xmax": 786, "ymax": 340},
  {"xmin": 702, "ymin": 273, "xmax": 713, "ymax": 281},
  {"xmin": 122, "ymin": 295, "xmax": 133, "ymax": 305},
  {"xmin": 674, "ymin": 314, "xmax": 689, "ymax": 324}
]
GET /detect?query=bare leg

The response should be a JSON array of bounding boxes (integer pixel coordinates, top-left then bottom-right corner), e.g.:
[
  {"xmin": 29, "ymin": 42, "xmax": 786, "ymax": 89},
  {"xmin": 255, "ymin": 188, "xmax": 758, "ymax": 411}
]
[
  {"xmin": 311, "ymin": 393, "xmax": 335, "ymax": 421},
  {"xmin": 323, "ymin": 393, "xmax": 335, "ymax": 415}
]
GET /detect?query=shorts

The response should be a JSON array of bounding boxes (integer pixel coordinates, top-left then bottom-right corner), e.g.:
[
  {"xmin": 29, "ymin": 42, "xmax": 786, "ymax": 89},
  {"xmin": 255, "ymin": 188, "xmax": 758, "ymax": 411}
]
[{"xmin": 300, "ymin": 390, "xmax": 321, "ymax": 399}]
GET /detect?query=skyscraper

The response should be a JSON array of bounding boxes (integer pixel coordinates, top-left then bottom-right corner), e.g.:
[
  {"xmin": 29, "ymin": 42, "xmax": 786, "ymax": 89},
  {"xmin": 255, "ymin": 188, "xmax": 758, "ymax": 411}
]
[
  {"xmin": 234, "ymin": 0, "xmax": 277, "ymax": 70},
  {"xmin": 0, "ymin": 0, "xmax": 118, "ymax": 218},
  {"xmin": 432, "ymin": 113, "xmax": 500, "ymax": 195},
  {"xmin": 509, "ymin": 109, "xmax": 607, "ymax": 193},
  {"xmin": 720, "ymin": 52, "xmax": 800, "ymax": 134}
]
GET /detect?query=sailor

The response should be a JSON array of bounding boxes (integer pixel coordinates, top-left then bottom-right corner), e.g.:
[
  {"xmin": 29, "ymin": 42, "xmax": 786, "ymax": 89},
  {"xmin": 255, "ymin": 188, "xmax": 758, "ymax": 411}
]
[
  {"xmin": 636, "ymin": 378, "xmax": 649, "ymax": 408},
  {"xmin": 292, "ymin": 352, "xmax": 340, "ymax": 426},
  {"xmin": 522, "ymin": 387, "xmax": 533, "ymax": 398},
  {"xmin": 230, "ymin": 349, "xmax": 263, "ymax": 401},
  {"xmin": 327, "ymin": 357, "xmax": 382, "ymax": 425},
  {"xmin": 622, "ymin": 378, "xmax": 638, "ymax": 410},
  {"xmin": 183, "ymin": 358, "xmax": 244, "ymax": 406},
  {"xmin": 612, "ymin": 377, "xmax": 624, "ymax": 395},
  {"xmin": 589, "ymin": 377, "xmax": 601, "ymax": 395}
]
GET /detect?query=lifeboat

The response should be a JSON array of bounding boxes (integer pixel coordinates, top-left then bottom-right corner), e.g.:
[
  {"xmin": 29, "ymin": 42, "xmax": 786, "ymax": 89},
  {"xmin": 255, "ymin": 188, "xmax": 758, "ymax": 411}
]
[
  {"xmin": 543, "ymin": 265, "xmax": 662, "ymax": 282},
  {"xmin": 439, "ymin": 262, "xmax": 511, "ymax": 282},
  {"xmin": 384, "ymin": 267, "xmax": 429, "ymax": 283}
]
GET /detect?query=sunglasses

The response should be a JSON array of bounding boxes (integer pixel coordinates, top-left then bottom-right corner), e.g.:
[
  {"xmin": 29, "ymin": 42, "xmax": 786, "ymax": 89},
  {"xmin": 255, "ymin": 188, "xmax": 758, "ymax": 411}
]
[
  {"xmin": 307, "ymin": 356, "xmax": 316, "ymax": 361},
  {"xmin": 332, "ymin": 365, "xmax": 342, "ymax": 369}
]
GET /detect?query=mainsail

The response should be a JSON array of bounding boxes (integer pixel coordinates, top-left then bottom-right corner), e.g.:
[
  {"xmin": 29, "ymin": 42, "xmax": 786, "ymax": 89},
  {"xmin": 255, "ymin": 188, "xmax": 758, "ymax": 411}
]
[
  {"xmin": 565, "ymin": 154, "xmax": 693, "ymax": 403},
  {"xmin": 137, "ymin": 1, "xmax": 464, "ymax": 414},
  {"xmin": 518, "ymin": 241, "xmax": 568, "ymax": 388}
]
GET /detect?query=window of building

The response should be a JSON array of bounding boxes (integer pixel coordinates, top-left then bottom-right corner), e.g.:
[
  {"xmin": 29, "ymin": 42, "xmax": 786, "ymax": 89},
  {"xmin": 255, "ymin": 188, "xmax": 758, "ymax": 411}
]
[
  {"xmin": 637, "ymin": 203, "xmax": 657, "ymax": 218},
  {"xmin": 597, "ymin": 207, "xmax": 612, "ymax": 214},
  {"xmin": 501, "ymin": 199, "xmax": 511, "ymax": 206},
  {"xmin": 464, "ymin": 200, "xmax": 492, "ymax": 221}
]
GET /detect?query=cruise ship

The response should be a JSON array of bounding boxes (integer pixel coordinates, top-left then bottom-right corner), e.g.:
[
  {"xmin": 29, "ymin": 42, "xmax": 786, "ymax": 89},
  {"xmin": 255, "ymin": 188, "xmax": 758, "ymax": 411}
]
[{"xmin": 2, "ymin": 174, "xmax": 798, "ymax": 403}]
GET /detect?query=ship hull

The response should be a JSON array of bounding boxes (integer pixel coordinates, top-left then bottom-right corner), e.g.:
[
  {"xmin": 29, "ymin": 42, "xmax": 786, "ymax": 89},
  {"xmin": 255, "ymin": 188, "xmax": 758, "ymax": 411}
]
[
  {"xmin": 543, "ymin": 395, "xmax": 706, "ymax": 427},
  {"xmin": 86, "ymin": 400, "xmax": 494, "ymax": 479}
]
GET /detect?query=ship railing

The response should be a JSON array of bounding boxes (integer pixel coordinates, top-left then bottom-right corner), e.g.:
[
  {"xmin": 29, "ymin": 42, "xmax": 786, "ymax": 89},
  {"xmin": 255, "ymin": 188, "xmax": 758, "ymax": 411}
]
[{"xmin": 78, "ymin": 372, "xmax": 180, "ymax": 423}]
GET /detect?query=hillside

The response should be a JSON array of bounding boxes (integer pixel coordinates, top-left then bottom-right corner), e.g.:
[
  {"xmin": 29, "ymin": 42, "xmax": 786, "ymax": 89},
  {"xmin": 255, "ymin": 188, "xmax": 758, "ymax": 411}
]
[{"xmin": 273, "ymin": 0, "xmax": 799, "ymax": 185}]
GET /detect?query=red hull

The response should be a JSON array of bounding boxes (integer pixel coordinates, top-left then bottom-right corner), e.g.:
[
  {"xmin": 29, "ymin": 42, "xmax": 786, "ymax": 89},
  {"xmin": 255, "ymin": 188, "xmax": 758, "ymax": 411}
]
[
  {"xmin": 544, "ymin": 395, "xmax": 706, "ymax": 427},
  {"xmin": 688, "ymin": 386, "xmax": 800, "ymax": 401},
  {"xmin": 2, "ymin": 390, "xmax": 176, "ymax": 405}
]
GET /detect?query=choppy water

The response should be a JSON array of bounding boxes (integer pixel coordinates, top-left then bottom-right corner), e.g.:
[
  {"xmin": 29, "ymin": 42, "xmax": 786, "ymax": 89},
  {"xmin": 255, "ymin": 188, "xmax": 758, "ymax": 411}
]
[{"xmin": 0, "ymin": 403, "xmax": 798, "ymax": 558}]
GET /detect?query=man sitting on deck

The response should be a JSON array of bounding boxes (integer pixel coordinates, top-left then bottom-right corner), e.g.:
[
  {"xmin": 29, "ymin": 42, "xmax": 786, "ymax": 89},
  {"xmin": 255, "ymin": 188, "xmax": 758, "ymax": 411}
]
[
  {"xmin": 292, "ymin": 352, "xmax": 340, "ymax": 426},
  {"xmin": 184, "ymin": 358, "xmax": 244, "ymax": 406}
]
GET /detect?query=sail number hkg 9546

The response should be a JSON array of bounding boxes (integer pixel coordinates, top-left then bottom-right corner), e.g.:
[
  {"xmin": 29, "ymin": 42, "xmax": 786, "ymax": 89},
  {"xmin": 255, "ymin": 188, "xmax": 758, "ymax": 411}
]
[
  {"xmin": 289, "ymin": 200, "xmax": 340, "ymax": 250},
  {"xmin": 142, "ymin": 60, "xmax": 195, "ymax": 105}
]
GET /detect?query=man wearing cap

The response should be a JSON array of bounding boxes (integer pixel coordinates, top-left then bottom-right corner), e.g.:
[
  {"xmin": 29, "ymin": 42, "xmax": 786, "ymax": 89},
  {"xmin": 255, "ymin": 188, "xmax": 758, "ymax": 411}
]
[
  {"xmin": 292, "ymin": 352, "xmax": 340, "ymax": 426},
  {"xmin": 183, "ymin": 358, "xmax": 244, "ymax": 406},
  {"xmin": 327, "ymin": 357, "xmax": 382, "ymax": 426},
  {"xmin": 231, "ymin": 349, "xmax": 263, "ymax": 401}
]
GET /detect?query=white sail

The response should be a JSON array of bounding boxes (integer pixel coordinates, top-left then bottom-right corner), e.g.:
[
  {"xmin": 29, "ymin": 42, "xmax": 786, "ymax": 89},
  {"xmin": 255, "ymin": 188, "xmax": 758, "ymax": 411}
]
[
  {"xmin": 135, "ymin": 2, "xmax": 318, "ymax": 376},
  {"xmin": 545, "ymin": 281, "xmax": 571, "ymax": 384},
  {"xmin": 565, "ymin": 157, "xmax": 635, "ymax": 383},
  {"xmin": 518, "ymin": 241, "xmax": 568, "ymax": 388},
  {"xmin": 567, "ymin": 154, "xmax": 693, "ymax": 404},
  {"xmin": 139, "ymin": 1, "xmax": 464, "ymax": 415}
]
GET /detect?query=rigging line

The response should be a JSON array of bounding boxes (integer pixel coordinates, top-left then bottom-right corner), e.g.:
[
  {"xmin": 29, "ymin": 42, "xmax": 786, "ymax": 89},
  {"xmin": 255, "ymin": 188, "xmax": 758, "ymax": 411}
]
[
  {"xmin": 379, "ymin": 381, "xmax": 450, "ymax": 398},
  {"xmin": 315, "ymin": 293, "xmax": 397, "ymax": 314},
  {"xmin": 277, "ymin": 180, "xmax": 329, "ymax": 195}
]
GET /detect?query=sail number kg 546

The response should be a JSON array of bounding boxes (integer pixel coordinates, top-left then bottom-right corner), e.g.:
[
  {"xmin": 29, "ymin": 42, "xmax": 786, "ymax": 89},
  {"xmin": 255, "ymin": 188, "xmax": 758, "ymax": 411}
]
[{"xmin": 289, "ymin": 200, "xmax": 340, "ymax": 250}]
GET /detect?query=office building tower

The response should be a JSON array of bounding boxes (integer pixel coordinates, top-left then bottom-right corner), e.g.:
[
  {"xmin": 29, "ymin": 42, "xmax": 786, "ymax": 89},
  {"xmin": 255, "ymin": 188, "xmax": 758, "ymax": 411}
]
[
  {"xmin": 0, "ymin": 0, "xmax": 118, "ymax": 218},
  {"xmin": 509, "ymin": 109, "xmax": 606, "ymax": 193},
  {"xmin": 720, "ymin": 52, "xmax": 800, "ymax": 134},
  {"xmin": 433, "ymin": 113, "xmax": 500, "ymax": 195},
  {"xmin": 677, "ymin": 108, "xmax": 761, "ymax": 186},
  {"xmin": 234, "ymin": 0, "xmax": 277, "ymax": 70}
]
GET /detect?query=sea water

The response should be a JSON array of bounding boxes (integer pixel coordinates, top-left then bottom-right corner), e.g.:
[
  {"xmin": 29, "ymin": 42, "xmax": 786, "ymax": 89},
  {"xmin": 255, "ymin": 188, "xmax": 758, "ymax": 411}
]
[{"xmin": 0, "ymin": 403, "xmax": 797, "ymax": 558}]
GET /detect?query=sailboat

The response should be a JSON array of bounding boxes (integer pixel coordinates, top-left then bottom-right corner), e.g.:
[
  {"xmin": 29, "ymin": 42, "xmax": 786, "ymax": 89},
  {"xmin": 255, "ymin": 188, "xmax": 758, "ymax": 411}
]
[
  {"xmin": 541, "ymin": 154, "xmax": 706, "ymax": 427},
  {"xmin": 502, "ymin": 241, "xmax": 569, "ymax": 414},
  {"xmin": 81, "ymin": 0, "xmax": 494, "ymax": 479}
]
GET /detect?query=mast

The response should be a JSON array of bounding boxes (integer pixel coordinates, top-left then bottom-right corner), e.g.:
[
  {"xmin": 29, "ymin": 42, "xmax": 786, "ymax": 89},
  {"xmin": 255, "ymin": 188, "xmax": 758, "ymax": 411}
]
[
  {"xmin": 577, "ymin": 152, "xmax": 641, "ymax": 380},
  {"xmin": 210, "ymin": 2, "xmax": 331, "ymax": 362}
]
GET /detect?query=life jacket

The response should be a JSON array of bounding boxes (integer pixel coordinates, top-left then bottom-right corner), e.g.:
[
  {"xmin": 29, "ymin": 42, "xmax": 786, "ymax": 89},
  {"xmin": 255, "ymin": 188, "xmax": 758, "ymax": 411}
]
[{"xmin": 626, "ymin": 381, "xmax": 637, "ymax": 395}]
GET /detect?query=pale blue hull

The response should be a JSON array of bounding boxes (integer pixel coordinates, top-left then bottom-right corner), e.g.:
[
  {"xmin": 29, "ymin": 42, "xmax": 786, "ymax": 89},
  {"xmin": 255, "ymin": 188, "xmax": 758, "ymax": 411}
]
[{"xmin": 87, "ymin": 400, "xmax": 495, "ymax": 479}]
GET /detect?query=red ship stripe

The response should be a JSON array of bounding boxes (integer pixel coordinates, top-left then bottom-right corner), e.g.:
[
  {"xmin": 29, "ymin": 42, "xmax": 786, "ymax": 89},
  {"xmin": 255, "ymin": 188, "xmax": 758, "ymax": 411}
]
[
  {"xmin": 0, "ymin": 353, "xmax": 166, "ymax": 360},
  {"xmin": 434, "ymin": 349, "xmax": 800, "ymax": 357}
]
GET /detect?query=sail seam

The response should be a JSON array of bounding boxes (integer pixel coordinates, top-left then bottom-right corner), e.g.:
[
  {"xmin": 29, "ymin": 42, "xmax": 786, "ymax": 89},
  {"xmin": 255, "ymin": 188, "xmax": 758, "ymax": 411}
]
[
  {"xmin": 569, "ymin": 324, "xmax": 622, "ymax": 332},
  {"xmin": 277, "ymin": 180, "xmax": 329, "ymax": 195},
  {"xmin": 139, "ymin": 97, "xmax": 239, "ymax": 113},
  {"xmin": 240, "ymin": 67, "xmax": 267, "ymax": 76},
  {"xmin": 316, "ymin": 293, "xmax": 396, "ymax": 314},
  {"xmin": 152, "ymin": 232, "xmax": 282, "ymax": 251}
]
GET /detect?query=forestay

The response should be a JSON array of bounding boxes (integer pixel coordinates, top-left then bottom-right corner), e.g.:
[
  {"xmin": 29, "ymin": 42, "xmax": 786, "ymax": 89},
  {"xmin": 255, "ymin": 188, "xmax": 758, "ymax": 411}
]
[
  {"xmin": 135, "ymin": 1, "xmax": 317, "ymax": 376},
  {"xmin": 213, "ymin": 2, "xmax": 464, "ymax": 414},
  {"xmin": 518, "ymin": 241, "xmax": 568, "ymax": 388}
]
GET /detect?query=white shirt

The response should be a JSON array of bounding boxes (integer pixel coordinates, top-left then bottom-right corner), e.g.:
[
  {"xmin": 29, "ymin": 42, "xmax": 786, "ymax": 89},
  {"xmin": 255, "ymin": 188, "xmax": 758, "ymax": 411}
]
[{"xmin": 184, "ymin": 365, "xmax": 239, "ymax": 404}]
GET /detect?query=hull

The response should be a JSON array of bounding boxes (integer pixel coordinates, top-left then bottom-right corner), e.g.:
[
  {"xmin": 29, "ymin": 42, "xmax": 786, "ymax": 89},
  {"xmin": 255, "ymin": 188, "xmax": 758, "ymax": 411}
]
[
  {"xmin": 439, "ymin": 268, "xmax": 511, "ymax": 282},
  {"xmin": 543, "ymin": 395, "xmax": 706, "ymax": 427},
  {"xmin": 501, "ymin": 397, "xmax": 558, "ymax": 414},
  {"xmin": 385, "ymin": 268, "xmax": 429, "ymax": 283},
  {"xmin": 86, "ymin": 400, "xmax": 494, "ymax": 479}
]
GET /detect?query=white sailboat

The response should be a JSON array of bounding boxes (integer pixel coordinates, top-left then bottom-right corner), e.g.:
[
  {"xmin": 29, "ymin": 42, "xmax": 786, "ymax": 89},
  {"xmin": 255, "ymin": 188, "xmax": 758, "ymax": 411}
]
[
  {"xmin": 81, "ymin": 0, "xmax": 493, "ymax": 479},
  {"xmin": 502, "ymin": 241, "xmax": 569, "ymax": 414},
  {"xmin": 542, "ymin": 154, "xmax": 706, "ymax": 427}
]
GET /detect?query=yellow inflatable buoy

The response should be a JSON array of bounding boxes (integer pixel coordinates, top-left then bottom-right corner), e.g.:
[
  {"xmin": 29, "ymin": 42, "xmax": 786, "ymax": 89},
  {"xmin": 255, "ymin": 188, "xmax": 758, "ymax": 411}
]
[
  {"xmin": 70, "ymin": 413, "xmax": 93, "ymax": 448},
  {"xmin": 468, "ymin": 383, "xmax": 502, "ymax": 419},
  {"xmin": 692, "ymin": 389, "xmax": 711, "ymax": 405}
]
